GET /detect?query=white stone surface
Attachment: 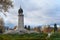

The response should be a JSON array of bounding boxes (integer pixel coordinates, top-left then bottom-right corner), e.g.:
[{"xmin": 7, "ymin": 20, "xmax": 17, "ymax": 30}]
[{"xmin": 18, "ymin": 14, "xmax": 24, "ymax": 29}]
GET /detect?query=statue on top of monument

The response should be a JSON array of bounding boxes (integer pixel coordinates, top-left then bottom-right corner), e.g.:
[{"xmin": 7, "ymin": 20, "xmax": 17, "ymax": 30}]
[{"xmin": 18, "ymin": 6, "xmax": 23, "ymax": 14}]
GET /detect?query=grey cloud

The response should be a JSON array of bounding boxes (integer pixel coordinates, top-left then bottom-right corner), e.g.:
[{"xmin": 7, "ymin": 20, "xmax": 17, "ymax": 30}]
[{"xmin": 4, "ymin": 0, "xmax": 60, "ymax": 27}]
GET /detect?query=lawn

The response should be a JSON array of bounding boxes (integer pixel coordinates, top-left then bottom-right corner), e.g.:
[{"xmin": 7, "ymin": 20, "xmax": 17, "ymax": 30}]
[
  {"xmin": 0, "ymin": 33, "xmax": 48, "ymax": 40},
  {"xmin": 48, "ymin": 32, "xmax": 60, "ymax": 40},
  {"xmin": 0, "ymin": 32, "xmax": 60, "ymax": 40}
]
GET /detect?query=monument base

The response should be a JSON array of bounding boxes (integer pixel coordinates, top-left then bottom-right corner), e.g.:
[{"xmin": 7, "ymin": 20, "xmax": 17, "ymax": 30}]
[{"xmin": 4, "ymin": 28, "xmax": 29, "ymax": 34}]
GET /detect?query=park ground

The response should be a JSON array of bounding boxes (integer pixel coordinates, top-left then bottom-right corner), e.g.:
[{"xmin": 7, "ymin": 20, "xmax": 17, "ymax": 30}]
[{"xmin": 0, "ymin": 32, "xmax": 60, "ymax": 40}]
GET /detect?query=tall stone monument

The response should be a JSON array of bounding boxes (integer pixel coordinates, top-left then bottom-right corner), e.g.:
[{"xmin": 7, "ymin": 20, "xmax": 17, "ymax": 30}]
[
  {"xmin": 4, "ymin": 7, "xmax": 29, "ymax": 34},
  {"xmin": 15, "ymin": 7, "xmax": 29, "ymax": 34},
  {"xmin": 18, "ymin": 7, "xmax": 24, "ymax": 30}
]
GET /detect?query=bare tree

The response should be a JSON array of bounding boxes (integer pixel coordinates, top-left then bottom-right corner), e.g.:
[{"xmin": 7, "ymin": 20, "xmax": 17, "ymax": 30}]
[{"xmin": 0, "ymin": 0, "xmax": 13, "ymax": 16}]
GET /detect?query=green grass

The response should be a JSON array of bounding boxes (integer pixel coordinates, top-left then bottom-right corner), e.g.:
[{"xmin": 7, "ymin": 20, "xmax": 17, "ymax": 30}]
[
  {"xmin": 0, "ymin": 32, "xmax": 60, "ymax": 40},
  {"xmin": 48, "ymin": 32, "xmax": 60, "ymax": 40},
  {"xmin": 0, "ymin": 33, "xmax": 48, "ymax": 40}
]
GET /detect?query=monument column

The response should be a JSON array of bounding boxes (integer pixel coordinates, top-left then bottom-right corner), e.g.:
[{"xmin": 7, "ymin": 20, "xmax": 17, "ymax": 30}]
[{"xmin": 18, "ymin": 7, "xmax": 24, "ymax": 30}]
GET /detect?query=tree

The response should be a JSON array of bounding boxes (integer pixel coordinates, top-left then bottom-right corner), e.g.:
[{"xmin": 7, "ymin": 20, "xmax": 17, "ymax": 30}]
[
  {"xmin": 24, "ymin": 25, "xmax": 27, "ymax": 29},
  {"xmin": 14, "ymin": 26, "xmax": 17, "ymax": 30},
  {"xmin": 28, "ymin": 25, "xmax": 30, "ymax": 30},
  {"xmin": 0, "ymin": 0, "xmax": 13, "ymax": 16},
  {"xmin": 54, "ymin": 23, "xmax": 57, "ymax": 32}
]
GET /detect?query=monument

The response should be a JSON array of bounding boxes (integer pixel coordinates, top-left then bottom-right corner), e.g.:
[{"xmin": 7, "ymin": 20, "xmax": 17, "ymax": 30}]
[
  {"xmin": 4, "ymin": 7, "xmax": 29, "ymax": 34},
  {"xmin": 15, "ymin": 7, "xmax": 29, "ymax": 34},
  {"xmin": 4, "ymin": 6, "xmax": 39, "ymax": 34},
  {"xmin": 17, "ymin": 7, "xmax": 24, "ymax": 30}
]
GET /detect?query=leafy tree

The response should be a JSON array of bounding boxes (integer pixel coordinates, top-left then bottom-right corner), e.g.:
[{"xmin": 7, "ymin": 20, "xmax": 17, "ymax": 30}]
[
  {"xmin": 54, "ymin": 23, "xmax": 57, "ymax": 32},
  {"xmin": 27, "ymin": 25, "xmax": 30, "ymax": 30},
  {"xmin": 0, "ymin": 0, "xmax": 13, "ymax": 16},
  {"xmin": 24, "ymin": 25, "xmax": 27, "ymax": 29}
]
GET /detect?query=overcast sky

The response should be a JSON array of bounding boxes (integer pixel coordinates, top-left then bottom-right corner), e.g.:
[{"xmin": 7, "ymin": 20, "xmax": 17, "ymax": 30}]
[{"xmin": 0, "ymin": 0, "xmax": 60, "ymax": 28}]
